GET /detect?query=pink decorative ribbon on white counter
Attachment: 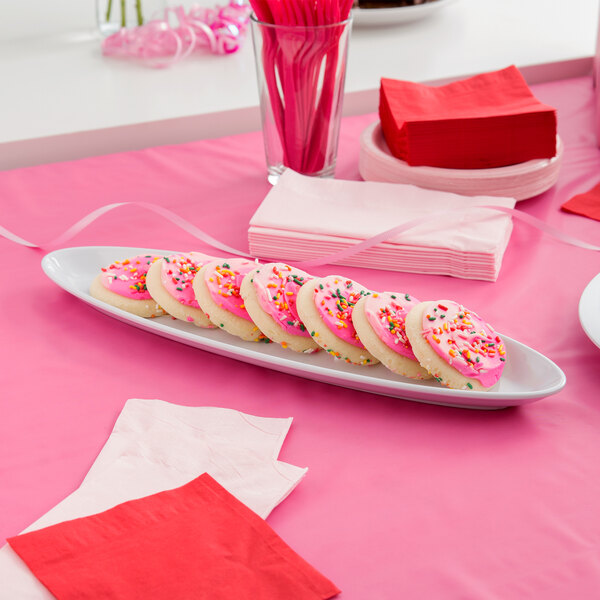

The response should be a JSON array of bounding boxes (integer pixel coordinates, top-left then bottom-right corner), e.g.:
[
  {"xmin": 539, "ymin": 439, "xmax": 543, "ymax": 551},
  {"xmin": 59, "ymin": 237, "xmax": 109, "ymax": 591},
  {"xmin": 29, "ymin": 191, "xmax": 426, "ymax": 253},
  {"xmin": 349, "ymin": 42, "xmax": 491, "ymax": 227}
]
[
  {"xmin": 102, "ymin": 2, "xmax": 252, "ymax": 68},
  {"xmin": 0, "ymin": 201, "xmax": 598, "ymax": 267}
]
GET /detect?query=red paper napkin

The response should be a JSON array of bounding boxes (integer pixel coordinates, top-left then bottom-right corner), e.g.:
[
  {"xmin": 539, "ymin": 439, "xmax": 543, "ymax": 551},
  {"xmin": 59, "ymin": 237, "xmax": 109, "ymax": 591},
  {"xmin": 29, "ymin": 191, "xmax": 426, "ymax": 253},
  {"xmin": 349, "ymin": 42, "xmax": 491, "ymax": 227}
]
[
  {"xmin": 379, "ymin": 65, "xmax": 557, "ymax": 169},
  {"xmin": 7, "ymin": 473, "xmax": 340, "ymax": 600},
  {"xmin": 561, "ymin": 181, "xmax": 600, "ymax": 221}
]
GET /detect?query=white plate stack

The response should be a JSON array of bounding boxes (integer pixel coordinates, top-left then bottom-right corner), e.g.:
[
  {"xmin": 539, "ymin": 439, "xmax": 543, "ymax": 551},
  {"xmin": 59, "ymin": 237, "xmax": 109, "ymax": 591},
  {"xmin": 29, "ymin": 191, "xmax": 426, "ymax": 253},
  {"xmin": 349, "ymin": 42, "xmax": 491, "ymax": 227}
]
[{"xmin": 359, "ymin": 121, "xmax": 563, "ymax": 201}]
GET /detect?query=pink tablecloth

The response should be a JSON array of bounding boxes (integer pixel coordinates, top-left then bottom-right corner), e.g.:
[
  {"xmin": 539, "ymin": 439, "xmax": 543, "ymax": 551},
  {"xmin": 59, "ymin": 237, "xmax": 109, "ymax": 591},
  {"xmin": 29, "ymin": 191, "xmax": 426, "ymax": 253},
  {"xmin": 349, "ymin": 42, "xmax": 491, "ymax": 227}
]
[{"xmin": 1, "ymin": 76, "xmax": 600, "ymax": 599}]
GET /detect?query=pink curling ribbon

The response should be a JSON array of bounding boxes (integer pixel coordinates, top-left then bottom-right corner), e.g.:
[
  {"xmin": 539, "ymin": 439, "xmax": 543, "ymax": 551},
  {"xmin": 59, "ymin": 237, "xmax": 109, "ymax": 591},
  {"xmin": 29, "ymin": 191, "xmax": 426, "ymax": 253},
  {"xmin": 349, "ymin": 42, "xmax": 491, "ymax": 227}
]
[
  {"xmin": 101, "ymin": 1, "xmax": 252, "ymax": 68},
  {"xmin": 188, "ymin": 2, "xmax": 252, "ymax": 54},
  {"xmin": 1, "ymin": 202, "xmax": 599, "ymax": 266}
]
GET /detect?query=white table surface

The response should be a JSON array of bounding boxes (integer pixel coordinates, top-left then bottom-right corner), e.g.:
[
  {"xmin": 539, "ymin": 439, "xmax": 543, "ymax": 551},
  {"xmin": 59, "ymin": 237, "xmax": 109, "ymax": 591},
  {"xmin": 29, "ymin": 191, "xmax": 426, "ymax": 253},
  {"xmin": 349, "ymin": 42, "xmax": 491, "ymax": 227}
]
[{"xmin": 0, "ymin": 0, "xmax": 598, "ymax": 170}]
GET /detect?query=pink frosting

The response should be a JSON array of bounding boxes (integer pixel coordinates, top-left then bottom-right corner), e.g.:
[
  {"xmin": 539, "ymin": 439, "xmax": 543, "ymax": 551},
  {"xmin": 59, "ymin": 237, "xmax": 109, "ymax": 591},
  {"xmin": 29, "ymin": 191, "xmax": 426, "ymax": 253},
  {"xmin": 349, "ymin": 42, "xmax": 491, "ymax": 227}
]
[
  {"xmin": 100, "ymin": 255, "xmax": 161, "ymax": 300},
  {"xmin": 161, "ymin": 252, "xmax": 214, "ymax": 308},
  {"xmin": 364, "ymin": 292, "xmax": 420, "ymax": 360},
  {"xmin": 252, "ymin": 264, "xmax": 312, "ymax": 337},
  {"xmin": 204, "ymin": 258, "xmax": 257, "ymax": 320},
  {"xmin": 421, "ymin": 300, "xmax": 506, "ymax": 388},
  {"xmin": 312, "ymin": 276, "xmax": 370, "ymax": 348}
]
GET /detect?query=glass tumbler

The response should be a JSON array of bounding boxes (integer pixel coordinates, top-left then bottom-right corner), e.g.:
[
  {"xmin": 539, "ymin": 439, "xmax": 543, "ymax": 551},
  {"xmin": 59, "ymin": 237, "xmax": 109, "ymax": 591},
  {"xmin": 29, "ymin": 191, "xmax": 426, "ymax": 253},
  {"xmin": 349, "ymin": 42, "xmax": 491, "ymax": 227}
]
[{"xmin": 250, "ymin": 15, "xmax": 352, "ymax": 184}]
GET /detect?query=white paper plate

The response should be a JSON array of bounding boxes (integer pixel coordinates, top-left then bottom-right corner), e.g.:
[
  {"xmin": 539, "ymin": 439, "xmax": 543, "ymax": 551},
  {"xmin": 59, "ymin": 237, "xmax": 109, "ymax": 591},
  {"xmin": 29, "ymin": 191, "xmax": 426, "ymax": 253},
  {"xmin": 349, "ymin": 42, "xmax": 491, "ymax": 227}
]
[
  {"xmin": 41, "ymin": 246, "xmax": 566, "ymax": 410},
  {"xmin": 359, "ymin": 121, "xmax": 563, "ymax": 201},
  {"xmin": 579, "ymin": 272, "xmax": 600, "ymax": 350},
  {"xmin": 352, "ymin": 0, "xmax": 457, "ymax": 27}
]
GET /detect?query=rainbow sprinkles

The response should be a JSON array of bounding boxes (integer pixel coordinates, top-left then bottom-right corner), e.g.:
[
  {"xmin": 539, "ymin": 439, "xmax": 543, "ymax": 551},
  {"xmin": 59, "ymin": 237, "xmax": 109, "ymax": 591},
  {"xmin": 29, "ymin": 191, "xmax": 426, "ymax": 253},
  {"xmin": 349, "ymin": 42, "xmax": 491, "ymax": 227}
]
[{"xmin": 422, "ymin": 301, "xmax": 506, "ymax": 388}]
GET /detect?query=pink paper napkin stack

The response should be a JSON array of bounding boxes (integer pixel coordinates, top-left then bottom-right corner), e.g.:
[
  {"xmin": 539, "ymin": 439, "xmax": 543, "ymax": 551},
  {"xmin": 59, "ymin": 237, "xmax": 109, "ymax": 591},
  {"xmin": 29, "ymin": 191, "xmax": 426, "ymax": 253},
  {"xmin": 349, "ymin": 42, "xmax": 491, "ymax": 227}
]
[{"xmin": 248, "ymin": 170, "xmax": 517, "ymax": 282}]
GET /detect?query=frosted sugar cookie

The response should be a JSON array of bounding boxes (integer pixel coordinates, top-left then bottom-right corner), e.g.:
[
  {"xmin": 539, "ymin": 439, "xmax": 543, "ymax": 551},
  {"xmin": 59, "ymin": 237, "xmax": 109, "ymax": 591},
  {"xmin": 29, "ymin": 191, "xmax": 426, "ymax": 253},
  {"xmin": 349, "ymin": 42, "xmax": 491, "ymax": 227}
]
[
  {"xmin": 240, "ymin": 263, "xmax": 319, "ymax": 353},
  {"xmin": 146, "ymin": 252, "xmax": 214, "ymax": 327},
  {"xmin": 405, "ymin": 300, "xmax": 506, "ymax": 390},
  {"xmin": 296, "ymin": 275, "xmax": 378, "ymax": 365},
  {"xmin": 90, "ymin": 255, "xmax": 166, "ymax": 318},
  {"xmin": 193, "ymin": 258, "xmax": 267, "ymax": 342},
  {"xmin": 352, "ymin": 292, "xmax": 431, "ymax": 379}
]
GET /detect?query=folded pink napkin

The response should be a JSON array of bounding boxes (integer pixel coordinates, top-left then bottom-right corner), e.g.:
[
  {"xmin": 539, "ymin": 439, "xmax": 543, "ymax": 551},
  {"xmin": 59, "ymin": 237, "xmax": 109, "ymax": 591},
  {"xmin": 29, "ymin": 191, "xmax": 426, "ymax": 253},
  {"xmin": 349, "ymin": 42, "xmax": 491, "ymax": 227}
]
[
  {"xmin": 8, "ymin": 473, "xmax": 340, "ymax": 600},
  {"xmin": 380, "ymin": 65, "xmax": 557, "ymax": 169},
  {"xmin": 248, "ymin": 170, "xmax": 516, "ymax": 281},
  {"xmin": 561, "ymin": 180, "xmax": 600, "ymax": 221}
]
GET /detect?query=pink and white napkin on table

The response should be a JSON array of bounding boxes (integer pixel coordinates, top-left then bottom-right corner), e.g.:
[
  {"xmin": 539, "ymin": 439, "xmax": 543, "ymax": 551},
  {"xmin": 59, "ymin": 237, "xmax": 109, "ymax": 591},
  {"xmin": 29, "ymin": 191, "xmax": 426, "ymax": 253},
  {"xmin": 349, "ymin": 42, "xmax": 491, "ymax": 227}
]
[
  {"xmin": 0, "ymin": 400, "xmax": 308, "ymax": 599},
  {"xmin": 248, "ymin": 170, "xmax": 516, "ymax": 281}
]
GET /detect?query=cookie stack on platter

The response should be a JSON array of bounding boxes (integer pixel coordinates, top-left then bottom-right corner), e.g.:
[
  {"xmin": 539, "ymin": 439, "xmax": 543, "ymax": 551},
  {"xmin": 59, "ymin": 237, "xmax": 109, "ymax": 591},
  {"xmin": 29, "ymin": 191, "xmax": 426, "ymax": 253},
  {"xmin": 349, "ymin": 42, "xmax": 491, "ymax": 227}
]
[{"xmin": 91, "ymin": 252, "xmax": 508, "ymax": 393}]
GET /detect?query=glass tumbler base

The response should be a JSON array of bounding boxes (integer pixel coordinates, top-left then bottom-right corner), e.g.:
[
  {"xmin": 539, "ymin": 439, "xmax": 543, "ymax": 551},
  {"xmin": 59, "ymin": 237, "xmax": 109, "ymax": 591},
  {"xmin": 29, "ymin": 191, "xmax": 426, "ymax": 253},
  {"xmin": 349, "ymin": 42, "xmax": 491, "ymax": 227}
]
[{"xmin": 267, "ymin": 163, "xmax": 337, "ymax": 185}]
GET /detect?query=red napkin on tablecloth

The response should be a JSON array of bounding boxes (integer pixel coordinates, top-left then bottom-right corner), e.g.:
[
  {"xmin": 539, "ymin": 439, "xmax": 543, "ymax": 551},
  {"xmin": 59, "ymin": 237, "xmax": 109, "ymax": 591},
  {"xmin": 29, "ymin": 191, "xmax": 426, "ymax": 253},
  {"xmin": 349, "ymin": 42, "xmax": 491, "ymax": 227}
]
[
  {"xmin": 7, "ymin": 473, "xmax": 340, "ymax": 600},
  {"xmin": 379, "ymin": 65, "xmax": 557, "ymax": 169},
  {"xmin": 561, "ymin": 180, "xmax": 600, "ymax": 221}
]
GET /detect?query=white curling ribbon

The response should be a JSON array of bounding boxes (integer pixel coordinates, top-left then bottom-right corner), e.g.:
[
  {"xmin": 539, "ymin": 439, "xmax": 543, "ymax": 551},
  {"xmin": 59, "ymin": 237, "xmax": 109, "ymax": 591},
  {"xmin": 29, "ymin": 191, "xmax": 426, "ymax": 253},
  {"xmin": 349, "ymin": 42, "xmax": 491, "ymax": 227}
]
[
  {"xmin": 1, "ymin": 201, "xmax": 599, "ymax": 266},
  {"xmin": 0, "ymin": 202, "xmax": 252, "ymax": 258}
]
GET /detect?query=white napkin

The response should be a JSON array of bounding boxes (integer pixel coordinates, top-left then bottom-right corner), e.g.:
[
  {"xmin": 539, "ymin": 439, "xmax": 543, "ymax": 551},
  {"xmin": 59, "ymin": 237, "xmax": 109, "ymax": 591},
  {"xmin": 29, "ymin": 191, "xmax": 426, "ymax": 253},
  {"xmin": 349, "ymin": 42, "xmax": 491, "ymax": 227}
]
[
  {"xmin": 0, "ymin": 399, "xmax": 307, "ymax": 599},
  {"xmin": 85, "ymin": 399, "xmax": 297, "ymax": 482}
]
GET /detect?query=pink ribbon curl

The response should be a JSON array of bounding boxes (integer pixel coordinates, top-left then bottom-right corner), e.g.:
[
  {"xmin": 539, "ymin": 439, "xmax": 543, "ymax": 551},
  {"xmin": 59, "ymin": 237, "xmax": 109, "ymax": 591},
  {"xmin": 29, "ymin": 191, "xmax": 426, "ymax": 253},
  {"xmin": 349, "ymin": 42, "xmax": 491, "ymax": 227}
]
[{"xmin": 101, "ymin": 2, "xmax": 253, "ymax": 68}]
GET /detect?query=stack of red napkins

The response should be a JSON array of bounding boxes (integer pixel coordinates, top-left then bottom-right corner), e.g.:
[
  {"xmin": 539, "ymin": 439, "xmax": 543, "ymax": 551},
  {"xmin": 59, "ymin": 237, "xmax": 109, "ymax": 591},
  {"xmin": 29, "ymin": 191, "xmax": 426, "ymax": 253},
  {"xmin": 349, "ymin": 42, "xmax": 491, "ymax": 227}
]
[{"xmin": 379, "ymin": 65, "xmax": 557, "ymax": 169}]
